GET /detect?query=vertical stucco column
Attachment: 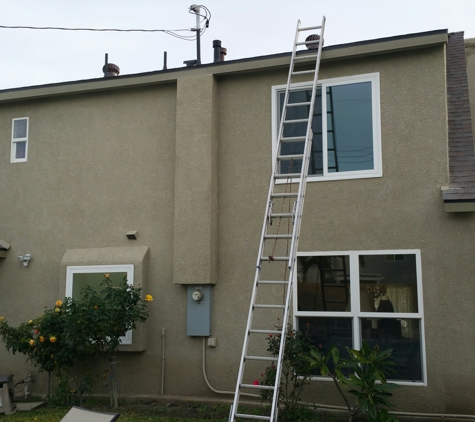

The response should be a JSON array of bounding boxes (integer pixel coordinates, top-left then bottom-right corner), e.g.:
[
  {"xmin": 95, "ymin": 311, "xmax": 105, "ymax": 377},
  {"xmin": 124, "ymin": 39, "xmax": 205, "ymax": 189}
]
[{"xmin": 173, "ymin": 74, "xmax": 217, "ymax": 285}]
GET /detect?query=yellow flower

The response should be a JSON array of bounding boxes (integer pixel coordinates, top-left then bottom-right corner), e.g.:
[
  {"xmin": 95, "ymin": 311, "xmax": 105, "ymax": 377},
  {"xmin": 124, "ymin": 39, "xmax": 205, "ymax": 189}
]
[
  {"xmin": 55, "ymin": 300, "xmax": 63, "ymax": 307},
  {"xmin": 29, "ymin": 339, "xmax": 35, "ymax": 346},
  {"xmin": 54, "ymin": 308, "xmax": 60, "ymax": 313},
  {"xmin": 94, "ymin": 305, "xmax": 98, "ymax": 309},
  {"xmin": 104, "ymin": 273, "xmax": 110, "ymax": 278},
  {"xmin": 145, "ymin": 294, "xmax": 153, "ymax": 302},
  {"xmin": 0, "ymin": 316, "xmax": 4, "ymax": 322},
  {"xmin": 39, "ymin": 336, "xmax": 45, "ymax": 343},
  {"xmin": 28, "ymin": 320, "xmax": 33, "ymax": 325},
  {"xmin": 50, "ymin": 336, "xmax": 57, "ymax": 343}
]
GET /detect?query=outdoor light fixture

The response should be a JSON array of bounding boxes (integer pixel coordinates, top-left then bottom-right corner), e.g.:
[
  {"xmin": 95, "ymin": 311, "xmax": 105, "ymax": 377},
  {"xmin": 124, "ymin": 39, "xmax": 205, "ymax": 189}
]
[{"xmin": 17, "ymin": 254, "xmax": 31, "ymax": 267}]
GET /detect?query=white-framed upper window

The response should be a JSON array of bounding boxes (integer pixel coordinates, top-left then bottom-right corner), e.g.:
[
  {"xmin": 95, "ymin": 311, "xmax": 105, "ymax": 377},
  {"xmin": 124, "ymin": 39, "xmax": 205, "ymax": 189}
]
[
  {"xmin": 66, "ymin": 264, "xmax": 134, "ymax": 345},
  {"xmin": 272, "ymin": 73, "xmax": 382, "ymax": 182},
  {"xmin": 293, "ymin": 250, "xmax": 426, "ymax": 385},
  {"xmin": 11, "ymin": 117, "xmax": 29, "ymax": 163}
]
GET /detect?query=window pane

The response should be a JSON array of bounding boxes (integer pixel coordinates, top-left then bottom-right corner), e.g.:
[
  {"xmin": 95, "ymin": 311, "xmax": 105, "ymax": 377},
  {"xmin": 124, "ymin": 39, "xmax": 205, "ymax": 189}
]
[
  {"xmin": 279, "ymin": 89, "xmax": 323, "ymax": 175},
  {"xmin": 361, "ymin": 318, "xmax": 423, "ymax": 381},
  {"xmin": 71, "ymin": 272, "xmax": 127, "ymax": 298},
  {"xmin": 298, "ymin": 317, "xmax": 352, "ymax": 357},
  {"xmin": 326, "ymin": 82, "xmax": 373, "ymax": 172},
  {"xmin": 15, "ymin": 141, "xmax": 27, "ymax": 159},
  {"xmin": 359, "ymin": 254, "xmax": 418, "ymax": 313},
  {"xmin": 297, "ymin": 255, "xmax": 350, "ymax": 311},
  {"xmin": 13, "ymin": 119, "xmax": 27, "ymax": 139}
]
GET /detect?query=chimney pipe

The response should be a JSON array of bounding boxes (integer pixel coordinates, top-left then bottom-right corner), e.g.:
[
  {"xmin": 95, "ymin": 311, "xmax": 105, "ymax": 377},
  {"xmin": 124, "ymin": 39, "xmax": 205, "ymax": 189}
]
[{"xmin": 213, "ymin": 40, "xmax": 227, "ymax": 63}]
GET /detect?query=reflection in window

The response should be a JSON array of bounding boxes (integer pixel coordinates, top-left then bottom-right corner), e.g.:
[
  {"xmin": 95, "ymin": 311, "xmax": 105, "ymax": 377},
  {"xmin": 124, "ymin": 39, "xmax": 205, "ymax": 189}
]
[
  {"xmin": 297, "ymin": 255, "xmax": 350, "ymax": 312},
  {"xmin": 278, "ymin": 81, "xmax": 374, "ymax": 176},
  {"xmin": 294, "ymin": 251, "xmax": 425, "ymax": 383}
]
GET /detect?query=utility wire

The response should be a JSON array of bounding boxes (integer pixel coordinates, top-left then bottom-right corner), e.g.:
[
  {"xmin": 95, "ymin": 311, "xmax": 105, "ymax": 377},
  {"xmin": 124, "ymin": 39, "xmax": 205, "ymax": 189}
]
[{"xmin": 0, "ymin": 25, "xmax": 191, "ymax": 33}]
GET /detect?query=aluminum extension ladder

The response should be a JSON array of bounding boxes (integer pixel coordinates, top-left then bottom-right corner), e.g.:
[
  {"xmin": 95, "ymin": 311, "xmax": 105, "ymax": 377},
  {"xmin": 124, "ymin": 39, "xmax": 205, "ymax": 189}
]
[{"xmin": 229, "ymin": 17, "xmax": 326, "ymax": 422}]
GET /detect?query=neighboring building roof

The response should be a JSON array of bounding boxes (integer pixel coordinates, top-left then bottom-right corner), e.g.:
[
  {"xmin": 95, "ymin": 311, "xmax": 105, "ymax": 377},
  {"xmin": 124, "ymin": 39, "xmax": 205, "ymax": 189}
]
[{"xmin": 442, "ymin": 32, "xmax": 475, "ymax": 210}]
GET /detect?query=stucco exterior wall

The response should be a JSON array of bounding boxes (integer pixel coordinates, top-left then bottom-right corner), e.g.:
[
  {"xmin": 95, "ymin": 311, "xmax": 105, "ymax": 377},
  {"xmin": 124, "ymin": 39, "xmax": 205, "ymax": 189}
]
[{"xmin": 1, "ymin": 38, "xmax": 474, "ymax": 415}]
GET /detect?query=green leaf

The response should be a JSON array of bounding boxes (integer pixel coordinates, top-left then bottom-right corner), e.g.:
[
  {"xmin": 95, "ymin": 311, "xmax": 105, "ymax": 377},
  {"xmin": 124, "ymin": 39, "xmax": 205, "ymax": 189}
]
[{"xmin": 331, "ymin": 347, "xmax": 340, "ymax": 365}]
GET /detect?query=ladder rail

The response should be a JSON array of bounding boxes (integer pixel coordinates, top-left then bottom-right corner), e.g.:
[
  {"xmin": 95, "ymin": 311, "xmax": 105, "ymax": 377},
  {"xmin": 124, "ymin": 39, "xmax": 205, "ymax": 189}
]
[
  {"xmin": 287, "ymin": 15, "xmax": 326, "ymax": 268},
  {"xmin": 230, "ymin": 16, "xmax": 326, "ymax": 422}
]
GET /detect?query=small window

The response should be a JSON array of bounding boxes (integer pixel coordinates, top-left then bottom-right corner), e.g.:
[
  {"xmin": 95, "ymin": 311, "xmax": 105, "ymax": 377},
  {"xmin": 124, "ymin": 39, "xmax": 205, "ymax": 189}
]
[
  {"xmin": 11, "ymin": 117, "xmax": 29, "ymax": 163},
  {"xmin": 294, "ymin": 250, "xmax": 426, "ymax": 384},
  {"xmin": 272, "ymin": 74, "xmax": 381, "ymax": 182},
  {"xmin": 65, "ymin": 264, "xmax": 134, "ymax": 345}
]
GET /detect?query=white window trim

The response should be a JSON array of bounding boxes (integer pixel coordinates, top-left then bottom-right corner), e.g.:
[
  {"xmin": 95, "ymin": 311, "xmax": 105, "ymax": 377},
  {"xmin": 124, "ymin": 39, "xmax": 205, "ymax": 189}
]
[
  {"xmin": 271, "ymin": 73, "xmax": 382, "ymax": 182},
  {"xmin": 66, "ymin": 264, "xmax": 134, "ymax": 345},
  {"xmin": 11, "ymin": 117, "xmax": 29, "ymax": 163},
  {"xmin": 292, "ymin": 249, "xmax": 426, "ymax": 386}
]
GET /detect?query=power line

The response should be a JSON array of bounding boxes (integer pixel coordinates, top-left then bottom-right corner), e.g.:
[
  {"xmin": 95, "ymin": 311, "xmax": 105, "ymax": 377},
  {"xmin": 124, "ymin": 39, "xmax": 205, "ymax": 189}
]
[{"xmin": 0, "ymin": 25, "xmax": 191, "ymax": 33}]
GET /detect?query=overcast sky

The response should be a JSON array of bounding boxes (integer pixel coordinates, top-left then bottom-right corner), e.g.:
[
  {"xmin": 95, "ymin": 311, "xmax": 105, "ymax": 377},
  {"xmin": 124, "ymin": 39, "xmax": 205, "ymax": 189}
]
[{"xmin": 0, "ymin": 0, "xmax": 474, "ymax": 90}]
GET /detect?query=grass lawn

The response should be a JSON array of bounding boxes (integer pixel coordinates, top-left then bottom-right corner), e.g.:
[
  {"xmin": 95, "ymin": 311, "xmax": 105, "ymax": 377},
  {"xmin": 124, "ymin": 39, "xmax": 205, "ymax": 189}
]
[{"xmin": 1, "ymin": 402, "xmax": 233, "ymax": 422}]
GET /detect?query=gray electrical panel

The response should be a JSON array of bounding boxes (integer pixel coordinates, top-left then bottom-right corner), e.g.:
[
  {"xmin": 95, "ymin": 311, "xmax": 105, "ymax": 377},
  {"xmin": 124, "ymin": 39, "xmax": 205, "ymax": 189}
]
[{"xmin": 186, "ymin": 285, "xmax": 212, "ymax": 336}]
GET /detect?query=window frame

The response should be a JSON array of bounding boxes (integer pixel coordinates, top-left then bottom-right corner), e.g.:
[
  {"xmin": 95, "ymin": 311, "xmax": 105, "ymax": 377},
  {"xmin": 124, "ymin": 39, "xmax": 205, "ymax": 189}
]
[
  {"xmin": 292, "ymin": 249, "xmax": 426, "ymax": 385},
  {"xmin": 65, "ymin": 264, "xmax": 134, "ymax": 346},
  {"xmin": 272, "ymin": 73, "xmax": 382, "ymax": 182},
  {"xmin": 11, "ymin": 117, "xmax": 29, "ymax": 163}
]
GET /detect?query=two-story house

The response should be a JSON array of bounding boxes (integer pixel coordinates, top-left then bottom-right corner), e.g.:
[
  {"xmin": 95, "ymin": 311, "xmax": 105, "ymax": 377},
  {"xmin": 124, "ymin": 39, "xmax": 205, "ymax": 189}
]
[{"xmin": 1, "ymin": 26, "xmax": 475, "ymax": 416}]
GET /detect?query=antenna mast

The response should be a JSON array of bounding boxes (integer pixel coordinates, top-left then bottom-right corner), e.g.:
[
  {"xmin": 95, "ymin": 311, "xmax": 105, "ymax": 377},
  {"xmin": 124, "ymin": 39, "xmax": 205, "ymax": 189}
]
[{"xmin": 189, "ymin": 4, "xmax": 201, "ymax": 65}]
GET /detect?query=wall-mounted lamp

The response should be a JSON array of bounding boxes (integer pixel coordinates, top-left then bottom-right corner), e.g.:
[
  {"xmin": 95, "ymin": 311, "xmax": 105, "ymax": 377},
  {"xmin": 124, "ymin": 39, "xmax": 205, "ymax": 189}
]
[
  {"xmin": 17, "ymin": 254, "xmax": 31, "ymax": 267},
  {"xmin": 126, "ymin": 231, "xmax": 137, "ymax": 240}
]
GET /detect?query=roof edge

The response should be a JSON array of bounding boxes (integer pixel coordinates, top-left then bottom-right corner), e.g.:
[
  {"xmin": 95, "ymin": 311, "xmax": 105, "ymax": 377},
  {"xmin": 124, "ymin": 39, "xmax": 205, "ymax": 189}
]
[{"xmin": 0, "ymin": 29, "xmax": 449, "ymax": 103}]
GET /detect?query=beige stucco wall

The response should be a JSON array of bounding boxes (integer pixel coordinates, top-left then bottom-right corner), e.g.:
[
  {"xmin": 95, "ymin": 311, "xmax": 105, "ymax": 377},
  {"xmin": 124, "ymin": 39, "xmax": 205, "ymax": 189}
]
[{"xmin": 1, "ymin": 39, "xmax": 475, "ymax": 415}]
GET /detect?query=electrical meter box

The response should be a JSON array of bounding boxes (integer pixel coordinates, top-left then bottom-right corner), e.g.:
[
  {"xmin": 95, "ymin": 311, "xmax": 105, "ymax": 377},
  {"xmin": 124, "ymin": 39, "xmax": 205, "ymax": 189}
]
[
  {"xmin": 187, "ymin": 285, "xmax": 212, "ymax": 336},
  {"xmin": 0, "ymin": 374, "xmax": 16, "ymax": 415}
]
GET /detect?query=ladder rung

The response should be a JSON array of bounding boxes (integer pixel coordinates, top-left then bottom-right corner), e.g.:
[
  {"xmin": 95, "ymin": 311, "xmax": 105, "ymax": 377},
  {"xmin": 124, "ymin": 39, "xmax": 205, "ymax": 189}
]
[
  {"xmin": 245, "ymin": 355, "xmax": 276, "ymax": 361},
  {"xmin": 271, "ymin": 192, "xmax": 298, "ymax": 198},
  {"xmin": 284, "ymin": 118, "xmax": 309, "ymax": 124},
  {"xmin": 281, "ymin": 136, "xmax": 305, "ymax": 142},
  {"xmin": 298, "ymin": 25, "xmax": 322, "ymax": 31},
  {"xmin": 235, "ymin": 413, "xmax": 271, "ymax": 421},
  {"xmin": 258, "ymin": 280, "xmax": 289, "ymax": 285},
  {"xmin": 260, "ymin": 256, "xmax": 289, "ymax": 262},
  {"xmin": 254, "ymin": 303, "xmax": 285, "ymax": 309},
  {"xmin": 264, "ymin": 234, "xmax": 292, "ymax": 239},
  {"xmin": 296, "ymin": 40, "xmax": 321, "ymax": 46},
  {"xmin": 278, "ymin": 154, "xmax": 303, "ymax": 160},
  {"xmin": 270, "ymin": 213, "xmax": 292, "ymax": 218},
  {"xmin": 292, "ymin": 70, "xmax": 315, "ymax": 76},
  {"xmin": 294, "ymin": 54, "xmax": 318, "ymax": 60},
  {"xmin": 275, "ymin": 173, "xmax": 300, "ymax": 179},
  {"xmin": 286, "ymin": 101, "xmax": 311, "ymax": 107},
  {"xmin": 248, "ymin": 329, "xmax": 282, "ymax": 335},
  {"xmin": 240, "ymin": 384, "xmax": 275, "ymax": 390}
]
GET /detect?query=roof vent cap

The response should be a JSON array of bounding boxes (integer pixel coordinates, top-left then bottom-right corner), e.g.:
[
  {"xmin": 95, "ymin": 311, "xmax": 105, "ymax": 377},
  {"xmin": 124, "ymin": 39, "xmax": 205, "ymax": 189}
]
[
  {"xmin": 103, "ymin": 63, "xmax": 120, "ymax": 77},
  {"xmin": 305, "ymin": 34, "xmax": 323, "ymax": 50}
]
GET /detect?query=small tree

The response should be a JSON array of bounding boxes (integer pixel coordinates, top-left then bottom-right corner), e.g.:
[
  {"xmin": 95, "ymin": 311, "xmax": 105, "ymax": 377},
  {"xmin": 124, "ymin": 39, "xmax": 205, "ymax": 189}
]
[
  {"xmin": 0, "ymin": 275, "xmax": 152, "ymax": 404},
  {"xmin": 259, "ymin": 324, "xmax": 314, "ymax": 422},
  {"xmin": 305, "ymin": 341, "xmax": 399, "ymax": 422}
]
